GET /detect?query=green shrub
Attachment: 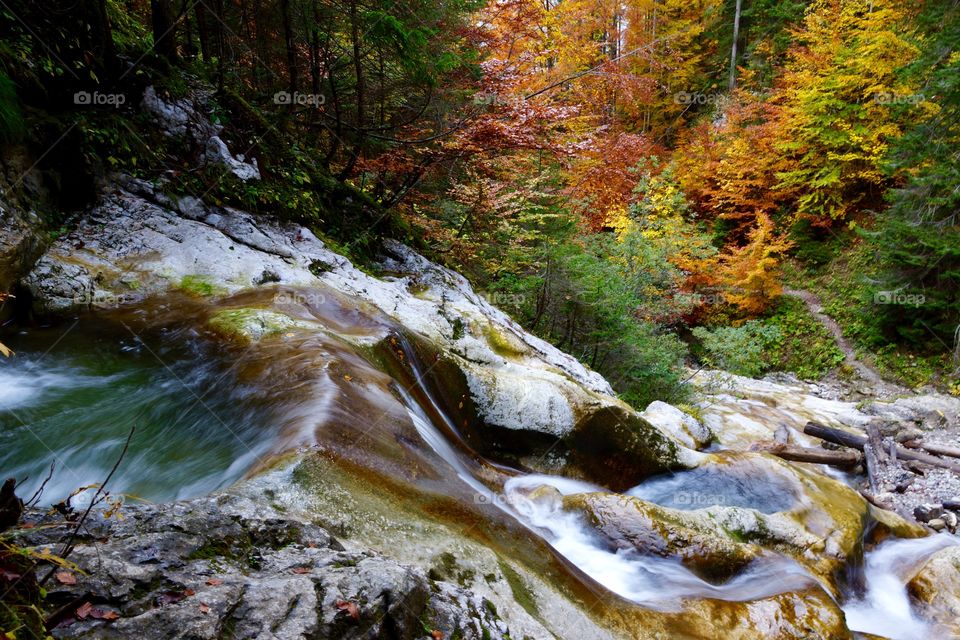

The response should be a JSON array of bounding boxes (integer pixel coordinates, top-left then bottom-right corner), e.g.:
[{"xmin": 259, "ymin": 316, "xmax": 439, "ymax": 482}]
[
  {"xmin": 0, "ymin": 71, "xmax": 24, "ymax": 143},
  {"xmin": 764, "ymin": 297, "xmax": 845, "ymax": 379},
  {"xmin": 692, "ymin": 321, "xmax": 781, "ymax": 377}
]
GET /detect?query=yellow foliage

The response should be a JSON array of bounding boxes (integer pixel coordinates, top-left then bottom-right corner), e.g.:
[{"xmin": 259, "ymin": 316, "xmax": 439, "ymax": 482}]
[{"xmin": 715, "ymin": 214, "xmax": 793, "ymax": 315}]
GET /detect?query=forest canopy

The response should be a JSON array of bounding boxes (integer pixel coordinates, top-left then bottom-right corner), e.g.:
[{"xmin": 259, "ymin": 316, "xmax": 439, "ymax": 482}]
[{"xmin": 1, "ymin": 0, "xmax": 958, "ymax": 401}]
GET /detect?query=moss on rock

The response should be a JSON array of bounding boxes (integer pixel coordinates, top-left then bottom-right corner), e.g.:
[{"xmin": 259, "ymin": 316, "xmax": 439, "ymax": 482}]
[{"xmin": 207, "ymin": 308, "xmax": 308, "ymax": 343}]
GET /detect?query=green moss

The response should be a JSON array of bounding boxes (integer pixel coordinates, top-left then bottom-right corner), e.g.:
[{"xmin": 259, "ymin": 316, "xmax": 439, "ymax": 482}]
[
  {"xmin": 451, "ymin": 317, "xmax": 465, "ymax": 341},
  {"xmin": 497, "ymin": 560, "xmax": 539, "ymax": 618},
  {"xmin": 178, "ymin": 274, "xmax": 226, "ymax": 297},
  {"xmin": 482, "ymin": 323, "xmax": 526, "ymax": 357},
  {"xmin": 207, "ymin": 308, "xmax": 303, "ymax": 343}
]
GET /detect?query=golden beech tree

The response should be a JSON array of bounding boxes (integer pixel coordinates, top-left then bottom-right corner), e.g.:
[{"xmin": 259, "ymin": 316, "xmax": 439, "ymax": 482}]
[
  {"xmin": 675, "ymin": 90, "xmax": 793, "ymax": 241},
  {"xmin": 713, "ymin": 213, "xmax": 793, "ymax": 315},
  {"xmin": 773, "ymin": 0, "xmax": 925, "ymax": 224}
]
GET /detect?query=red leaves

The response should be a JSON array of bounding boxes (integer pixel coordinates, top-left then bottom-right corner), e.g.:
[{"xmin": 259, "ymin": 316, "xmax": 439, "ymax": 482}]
[
  {"xmin": 290, "ymin": 566, "xmax": 312, "ymax": 574},
  {"xmin": 71, "ymin": 602, "xmax": 119, "ymax": 622},
  {"xmin": 156, "ymin": 588, "xmax": 195, "ymax": 606},
  {"xmin": 205, "ymin": 578, "xmax": 223, "ymax": 586},
  {"xmin": 55, "ymin": 571, "xmax": 77, "ymax": 585},
  {"xmin": 335, "ymin": 599, "xmax": 360, "ymax": 621}
]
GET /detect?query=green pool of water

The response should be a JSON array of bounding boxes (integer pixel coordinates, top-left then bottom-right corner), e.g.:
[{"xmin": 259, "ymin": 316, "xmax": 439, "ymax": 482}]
[{"xmin": 0, "ymin": 320, "xmax": 277, "ymax": 504}]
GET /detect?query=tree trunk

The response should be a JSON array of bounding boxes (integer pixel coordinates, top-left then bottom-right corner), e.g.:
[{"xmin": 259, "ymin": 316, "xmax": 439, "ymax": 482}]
[
  {"xmin": 728, "ymin": 0, "xmax": 743, "ymax": 90},
  {"xmin": 752, "ymin": 442, "xmax": 862, "ymax": 469},
  {"xmin": 804, "ymin": 422, "xmax": 960, "ymax": 474},
  {"xmin": 280, "ymin": 0, "xmax": 298, "ymax": 94},
  {"xmin": 151, "ymin": 0, "xmax": 179, "ymax": 62},
  {"xmin": 338, "ymin": 0, "xmax": 365, "ymax": 179}
]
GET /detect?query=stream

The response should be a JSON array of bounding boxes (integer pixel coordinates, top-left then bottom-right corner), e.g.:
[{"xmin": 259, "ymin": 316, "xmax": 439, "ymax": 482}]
[
  {"xmin": 0, "ymin": 321, "xmax": 277, "ymax": 503},
  {"xmin": 2, "ymin": 315, "xmax": 955, "ymax": 639}
]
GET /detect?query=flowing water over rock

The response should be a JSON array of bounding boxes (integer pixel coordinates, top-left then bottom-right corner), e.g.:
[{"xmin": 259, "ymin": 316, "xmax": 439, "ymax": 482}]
[
  {"xmin": 0, "ymin": 320, "xmax": 276, "ymax": 503},
  {"xmin": 842, "ymin": 534, "xmax": 960, "ymax": 639}
]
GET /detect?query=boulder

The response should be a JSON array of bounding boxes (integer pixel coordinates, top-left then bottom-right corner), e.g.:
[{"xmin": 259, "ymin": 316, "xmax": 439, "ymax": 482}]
[
  {"xmin": 24, "ymin": 176, "xmax": 695, "ymax": 486},
  {"xmin": 640, "ymin": 401, "xmax": 713, "ymax": 449},
  {"xmin": 907, "ymin": 545, "xmax": 960, "ymax": 638},
  {"xmin": 22, "ymin": 493, "xmax": 510, "ymax": 640}
]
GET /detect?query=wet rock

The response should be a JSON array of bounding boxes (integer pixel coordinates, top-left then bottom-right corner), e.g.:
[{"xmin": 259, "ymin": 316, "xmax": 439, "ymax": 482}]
[
  {"xmin": 562, "ymin": 491, "xmax": 763, "ymax": 582},
  {"xmin": 915, "ymin": 504, "xmax": 945, "ymax": 523},
  {"xmin": 640, "ymin": 401, "xmax": 713, "ymax": 449},
  {"xmin": 22, "ymin": 494, "xmax": 508, "ymax": 640},
  {"xmin": 907, "ymin": 545, "xmax": 960, "ymax": 637},
  {"xmin": 928, "ymin": 518, "xmax": 947, "ymax": 532},
  {"xmin": 569, "ymin": 452, "xmax": 921, "ymax": 593},
  {"xmin": 944, "ymin": 511, "xmax": 958, "ymax": 533},
  {"xmin": 0, "ymin": 152, "xmax": 48, "ymax": 298},
  {"xmin": 24, "ymin": 174, "xmax": 693, "ymax": 486}
]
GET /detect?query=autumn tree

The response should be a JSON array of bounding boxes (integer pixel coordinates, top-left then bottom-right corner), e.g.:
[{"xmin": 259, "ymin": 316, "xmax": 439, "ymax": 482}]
[{"xmin": 774, "ymin": 0, "xmax": 924, "ymax": 224}]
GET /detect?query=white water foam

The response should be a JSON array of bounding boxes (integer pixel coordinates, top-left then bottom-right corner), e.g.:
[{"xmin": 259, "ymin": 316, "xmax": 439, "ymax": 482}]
[
  {"xmin": 501, "ymin": 474, "xmax": 817, "ymax": 611},
  {"xmin": 842, "ymin": 533, "xmax": 959, "ymax": 640}
]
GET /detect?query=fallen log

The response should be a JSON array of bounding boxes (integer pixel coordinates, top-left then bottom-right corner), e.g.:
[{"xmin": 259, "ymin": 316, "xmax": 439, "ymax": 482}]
[
  {"xmin": 863, "ymin": 442, "xmax": 882, "ymax": 493},
  {"xmin": 902, "ymin": 439, "xmax": 960, "ymax": 460},
  {"xmin": 803, "ymin": 422, "xmax": 960, "ymax": 474},
  {"xmin": 865, "ymin": 423, "xmax": 890, "ymax": 493},
  {"xmin": 859, "ymin": 489, "xmax": 894, "ymax": 510},
  {"xmin": 751, "ymin": 442, "xmax": 861, "ymax": 468}
]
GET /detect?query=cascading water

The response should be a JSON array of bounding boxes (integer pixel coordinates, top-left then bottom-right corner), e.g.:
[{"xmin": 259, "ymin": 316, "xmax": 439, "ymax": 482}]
[
  {"xmin": 394, "ymin": 337, "xmax": 823, "ymax": 611},
  {"xmin": 841, "ymin": 533, "xmax": 958, "ymax": 639},
  {"xmin": 501, "ymin": 475, "xmax": 819, "ymax": 611},
  {"xmin": 4, "ymin": 312, "xmax": 954, "ymax": 637},
  {"xmin": 386, "ymin": 329, "xmax": 958, "ymax": 628},
  {"xmin": 0, "ymin": 323, "xmax": 276, "ymax": 503}
]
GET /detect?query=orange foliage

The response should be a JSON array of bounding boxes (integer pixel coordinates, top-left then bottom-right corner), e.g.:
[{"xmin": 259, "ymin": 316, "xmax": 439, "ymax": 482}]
[
  {"xmin": 705, "ymin": 213, "xmax": 793, "ymax": 316},
  {"xmin": 675, "ymin": 92, "xmax": 793, "ymax": 240},
  {"xmin": 567, "ymin": 132, "xmax": 665, "ymax": 231}
]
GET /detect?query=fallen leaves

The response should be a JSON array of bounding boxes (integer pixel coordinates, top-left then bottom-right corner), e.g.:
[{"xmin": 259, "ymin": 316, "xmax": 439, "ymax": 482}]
[
  {"xmin": 74, "ymin": 602, "xmax": 119, "ymax": 621},
  {"xmin": 199, "ymin": 602, "xmax": 211, "ymax": 615},
  {"xmin": 334, "ymin": 599, "xmax": 360, "ymax": 621},
  {"xmin": 156, "ymin": 588, "xmax": 195, "ymax": 606},
  {"xmin": 290, "ymin": 566, "xmax": 312, "ymax": 574},
  {"xmin": 55, "ymin": 571, "xmax": 77, "ymax": 585},
  {"xmin": 205, "ymin": 578, "xmax": 223, "ymax": 586},
  {"xmin": 431, "ymin": 630, "xmax": 444, "ymax": 640}
]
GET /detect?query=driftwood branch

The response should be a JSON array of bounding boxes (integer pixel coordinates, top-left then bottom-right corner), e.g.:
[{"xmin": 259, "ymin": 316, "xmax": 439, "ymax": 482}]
[
  {"xmin": 752, "ymin": 442, "xmax": 861, "ymax": 468},
  {"xmin": 902, "ymin": 439, "xmax": 960, "ymax": 460},
  {"xmin": 804, "ymin": 422, "xmax": 960, "ymax": 474}
]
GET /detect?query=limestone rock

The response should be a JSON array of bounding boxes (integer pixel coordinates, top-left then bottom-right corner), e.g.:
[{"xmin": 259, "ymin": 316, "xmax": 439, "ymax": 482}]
[
  {"xmin": 640, "ymin": 400, "xmax": 713, "ymax": 449},
  {"xmin": 22, "ymin": 494, "xmax": 509, "ymax": 640},
  {"xmin": 907, "ymin": 545, "xmax": 960, "ymax": 638}
]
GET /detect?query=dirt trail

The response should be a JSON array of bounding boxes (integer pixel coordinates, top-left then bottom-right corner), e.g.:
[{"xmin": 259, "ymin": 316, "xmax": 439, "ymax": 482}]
[{"xmin": 783, "ymin": 288, "xmax": 888, "ymax": 387}]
